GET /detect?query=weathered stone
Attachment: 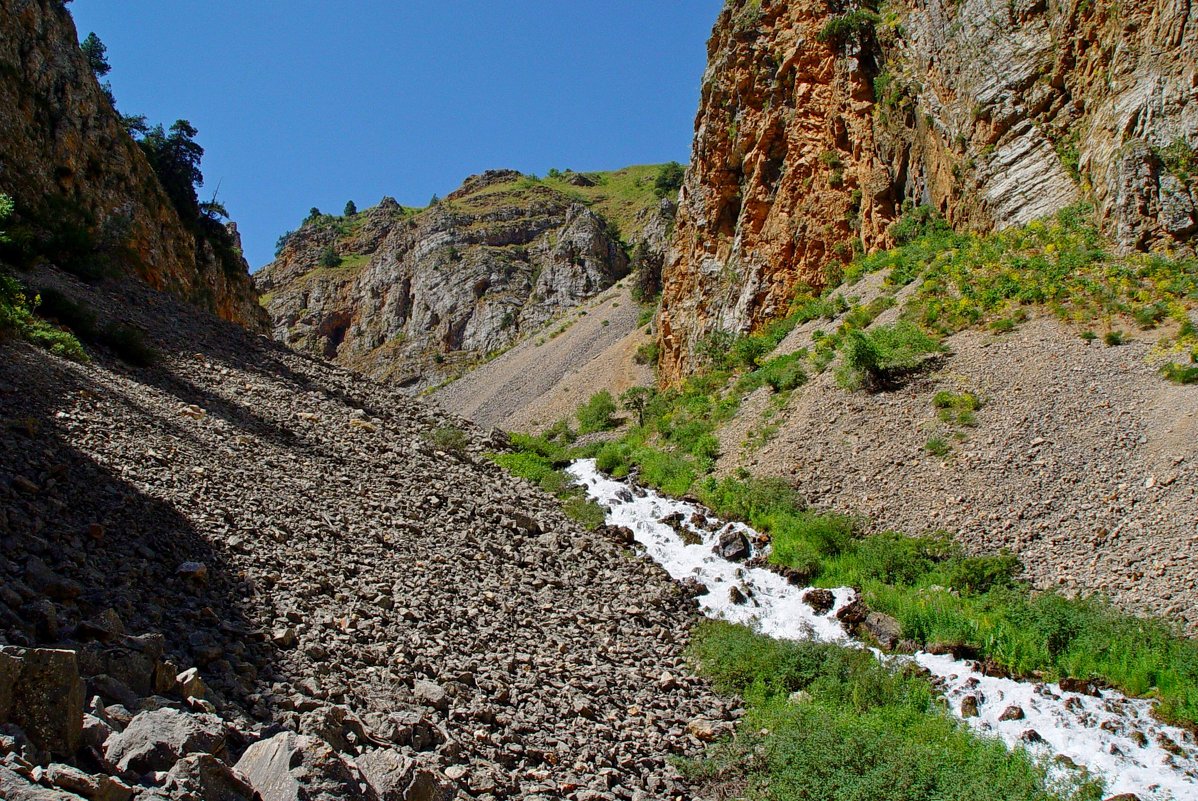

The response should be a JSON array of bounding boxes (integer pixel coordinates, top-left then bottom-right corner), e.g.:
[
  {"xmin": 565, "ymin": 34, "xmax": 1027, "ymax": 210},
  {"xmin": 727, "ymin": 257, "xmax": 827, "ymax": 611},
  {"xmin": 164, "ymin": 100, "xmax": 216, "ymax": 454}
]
[
  {"xmin": 863, "ymin": 612, "xmax": 902, "ymax": 650},
  {"xmin": 42, "ymin": 764, "xmax": 133, "ymax": 801},
  {"xmin": 411, "ymin": 681, "xmax": 448, "ymax": 713},
  {"xmin": 300, "ymin": 706, "xmax": 376, "ymax": 754},
  {"xmin": 356, "ymin": 748, "xmax": 414, "ymax": 801},
  {"xmin": 0, "ymin": 647, "xmax": 84, "ymax": 759},
  {"xmin": 147, "ymin": 753, "xmax": 257, "ymax": 801},
  {"xmin": 834, "ymin": 597, "xmax": 869, "ymax": 629},
  {"xmin": 235, "ymin": 732, "xmax": 377, "ymax": 801},
  {"xmin": 999, "ymin": 705, "xmax": 1025, "ymax": 722},
  {"xmin": 0, "ymin": 764, "xmax": 85, "ymax": 800},
  {"xmin": 403, "ymin": 769, "xmax": 456, "ymax": 801},
  {"xmin": 960, "ymin": 695, "xmax": 979, "ymax": 718},
  {"xmin": 713, "ymin": 530, "xmax": 750, "ymax": 562},
  {"xmin": 104, "ymin": 708, "xmax": 227, "ymax": 775},
  {"xmin": 801, "ymin": 589, "xmax": 834, "ymax": 615}
]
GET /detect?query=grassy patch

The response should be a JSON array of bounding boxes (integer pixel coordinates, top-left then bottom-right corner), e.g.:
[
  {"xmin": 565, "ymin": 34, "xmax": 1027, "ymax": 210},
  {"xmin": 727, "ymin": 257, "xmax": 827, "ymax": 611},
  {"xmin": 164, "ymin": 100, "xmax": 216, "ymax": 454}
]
[
  {"xmin": 487, "ymin": 429, "xmax": 607, "ymax": 530},
  {"xmin": 687, "ymin": 621, "xmax": 1103, "ymax": 801},
  {"xmin": 835, "ymin": 322, "xmax": 944, "ymax": 390},
  {"xmin": 0, "ymin": 274, "xmax": 88, "ymax": 362}
]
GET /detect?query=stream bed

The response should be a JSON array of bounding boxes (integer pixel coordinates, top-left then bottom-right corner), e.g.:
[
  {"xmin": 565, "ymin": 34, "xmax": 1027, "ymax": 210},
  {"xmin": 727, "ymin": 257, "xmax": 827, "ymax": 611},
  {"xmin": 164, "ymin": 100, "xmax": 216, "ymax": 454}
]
[{"xmin": 566, "ymin": 459, "xmax": 1198, "ymax": 801}]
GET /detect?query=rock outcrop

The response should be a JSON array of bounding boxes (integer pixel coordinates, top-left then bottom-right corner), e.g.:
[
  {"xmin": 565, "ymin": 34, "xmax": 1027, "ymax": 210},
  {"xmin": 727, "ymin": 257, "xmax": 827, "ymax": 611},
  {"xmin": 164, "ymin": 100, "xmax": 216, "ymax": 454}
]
[
  {"xmin": 257, "ymin": 168, "xmax": 670, "ymax": 392},
  {"xmin": 658, "ymin": 0, "xmax": 1198, "ymax": 382},
  {"xmin": 0, "ymin": 0, "xmax": 265, "ymax": 330}
]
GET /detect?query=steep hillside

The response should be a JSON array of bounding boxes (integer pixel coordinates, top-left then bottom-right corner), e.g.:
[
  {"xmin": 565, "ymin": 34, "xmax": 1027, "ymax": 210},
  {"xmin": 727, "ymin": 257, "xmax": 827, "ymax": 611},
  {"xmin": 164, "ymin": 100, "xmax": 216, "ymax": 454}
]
[
  {"xmin": 0, "ymin": 0, "xmax": 265, "ymax": 329},
  {"xmin": 256, "ymin": 167, "xmax": 675, "ymax": 392},
  {"xmin": 433, "ymin": 281, "xmax": 654, "ymax": 431},
  {"xmin": 0, "ymin": 267, "xmax": 734, "ymax": 799},
  {"xmin": 659, "ymin": 0, "xmax": 1198, "ymax": 382}
]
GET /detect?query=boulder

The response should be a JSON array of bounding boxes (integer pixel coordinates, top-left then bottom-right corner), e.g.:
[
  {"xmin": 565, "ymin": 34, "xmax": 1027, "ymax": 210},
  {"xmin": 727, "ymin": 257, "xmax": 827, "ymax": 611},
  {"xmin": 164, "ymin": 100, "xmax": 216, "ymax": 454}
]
[
  {"xmin": 713, "ymin": 530, "xmax": 750, "ymax": 562},
  {"xmin": 999, "ymin": 705, "xmax": 1025, "ymax": 722},
  {"xmin": 142, "ymin": 753, "xmax": 258, "ymax": 801},
  {"xmin": 0, "ymin": 765, "xmax": 86, "ymax": 800},
  {"xmin": 834, "ymin": 597, "xmax": 868, "ymax": 629},
  {"xmin": 300, "ymin": 706, "xmax": 378, "ymax": 754},
  {"xmin": 41, "ymin": 764, "xmax": 133, "ymax": 801},
  {"xmin": 863, "ymin": 612, "xmax": 902, "ymax": 650},
  {"xmin": 404, "ymin": 769, "xmax": 457, "ymax": 801},
  {"xmin": 355, "ymin": 748, "xmax": 413, "ymax": 801},
  {"xmin": 235, "ymin": 732, "xmax": 377, "ymax": 801},
  {"xmin": 412, "ymin": 681, "xmax": 448, "ymax": 713},
  {"xmin": 960, "ymin": 695, "xmax": 979, "ymax": 718},
  {"xmin": 0, "ymin": 647, "xmax": 84, "ymax": 759},
  {"xmin": 801, "ymin": 589, "xmax": 834, "ymax": 615},
  {"xmin": 104, "ymin": 708, "xmax": 227, "ymax": 775}
]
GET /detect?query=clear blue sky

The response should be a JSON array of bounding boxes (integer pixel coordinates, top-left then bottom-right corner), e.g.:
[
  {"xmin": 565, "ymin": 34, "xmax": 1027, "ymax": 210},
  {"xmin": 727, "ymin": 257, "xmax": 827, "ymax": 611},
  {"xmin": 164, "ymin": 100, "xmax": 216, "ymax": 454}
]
[{"xmin": 68, "ymin": 1, "xmax": 724, "ymax": 269}]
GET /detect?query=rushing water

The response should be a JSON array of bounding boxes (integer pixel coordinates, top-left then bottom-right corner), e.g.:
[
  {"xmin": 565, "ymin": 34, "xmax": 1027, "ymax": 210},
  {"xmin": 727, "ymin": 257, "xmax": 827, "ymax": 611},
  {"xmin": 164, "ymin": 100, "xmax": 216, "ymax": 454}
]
[{"xmin": 566, "ymin": 459, "xmax": 1198, "ymax": 801}]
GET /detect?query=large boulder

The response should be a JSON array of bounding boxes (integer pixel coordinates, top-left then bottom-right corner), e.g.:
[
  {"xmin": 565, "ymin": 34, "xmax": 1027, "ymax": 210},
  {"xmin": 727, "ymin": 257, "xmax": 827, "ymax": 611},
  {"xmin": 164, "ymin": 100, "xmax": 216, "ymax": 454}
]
[
  {"xmin": 235, "ymin": 732, "xmax": 377, "ymax": 801},
  {"xmin": 41, "ymin": 764, "xmax": 134, "ymax": 801},
  {"xmin": 0, "ymin": 647, "xmax": 84, "ymax": 759},
  {"xmin": 104, "ymin": 708, "xmax": 227, "ymax": 775},
  {"xmin": 140, "ymin": 753, "xmax": 258, "ymax": 801},
  {"xmin": 0, "ymin": 765, "xmax": 85, "ymax": 800},
  {"xmin": 713, "ymin": 530, "xmax": 750, "ymax": 562},
  {"xmin": 355, "ymin": 749, "xmax": 413, "ymax": 801}
]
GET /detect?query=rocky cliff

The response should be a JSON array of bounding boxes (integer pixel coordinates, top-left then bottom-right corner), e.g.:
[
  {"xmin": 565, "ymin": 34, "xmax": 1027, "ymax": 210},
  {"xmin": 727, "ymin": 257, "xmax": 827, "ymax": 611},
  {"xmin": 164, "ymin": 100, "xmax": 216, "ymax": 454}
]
[
  {"xmin": 257, "ymin": 168, "xmax": 671, "ymax": 391},
  {"xmin": 0, "ymin": 0, "xmax": 265, "ymax": 329},
  {"xmin": 658, "ymin": 0, "xmax": 1198, "ymax": 383}
]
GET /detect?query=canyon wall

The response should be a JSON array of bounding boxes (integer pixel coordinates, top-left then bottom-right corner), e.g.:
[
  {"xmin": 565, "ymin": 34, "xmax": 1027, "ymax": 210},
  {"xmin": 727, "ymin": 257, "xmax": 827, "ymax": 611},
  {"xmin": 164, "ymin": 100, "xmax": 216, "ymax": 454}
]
[
  {"xmin": 0, "ymin": 0, "xmax": 265, "ymax": 329},
  {"xmin": 658, "ymin": 0, "xmax": 1198, "ymax": 382}
]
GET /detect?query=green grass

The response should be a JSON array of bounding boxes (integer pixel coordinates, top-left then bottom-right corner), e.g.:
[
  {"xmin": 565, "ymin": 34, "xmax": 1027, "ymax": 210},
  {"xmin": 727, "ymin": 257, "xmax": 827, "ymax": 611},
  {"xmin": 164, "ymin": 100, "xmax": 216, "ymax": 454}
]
[
  {"xmin": 835, "ymin": 321, "xmax": 944, "ymax": 390},
  {"xmin": 686, "ymin": 621, "xmax": 1103, "ymax": 801},
  {"xmin": 487, "ymin": 430, "xmax": 607, "ymax": 530}
]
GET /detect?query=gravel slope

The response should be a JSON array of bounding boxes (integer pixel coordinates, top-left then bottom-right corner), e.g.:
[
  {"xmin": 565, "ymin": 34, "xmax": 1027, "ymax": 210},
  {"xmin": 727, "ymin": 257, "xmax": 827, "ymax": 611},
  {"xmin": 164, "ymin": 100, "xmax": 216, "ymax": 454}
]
[
  {"xmin": 0, "ymin": 270, "xmax": 734, "ymax": 799},
  {"xmin": 722, "ymin": 313, "xmax": 1198, "ymax": 632},
  {"xmin": 433, "ymin": 283, "xmax": 652, "ymax": 431}
]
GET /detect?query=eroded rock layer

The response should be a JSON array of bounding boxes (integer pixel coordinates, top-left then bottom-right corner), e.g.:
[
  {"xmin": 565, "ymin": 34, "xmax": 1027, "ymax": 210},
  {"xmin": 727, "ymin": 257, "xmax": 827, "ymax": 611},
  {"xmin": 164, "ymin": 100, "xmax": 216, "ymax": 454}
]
[{"xmin": 659, "ymin": 0, "xmax": 1198, "ymax": 382}]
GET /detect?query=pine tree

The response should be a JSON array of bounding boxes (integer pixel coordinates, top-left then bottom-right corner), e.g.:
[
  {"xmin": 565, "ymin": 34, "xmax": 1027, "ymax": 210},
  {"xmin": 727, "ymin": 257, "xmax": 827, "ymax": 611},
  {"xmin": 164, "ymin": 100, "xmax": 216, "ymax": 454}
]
[
  {"xmin": 344, "ymin": 200, "xmax": 357, "ymax": 216},
  {"xmin": 80, "ymin": 32, "xmax": 111, "ymax": 77}
]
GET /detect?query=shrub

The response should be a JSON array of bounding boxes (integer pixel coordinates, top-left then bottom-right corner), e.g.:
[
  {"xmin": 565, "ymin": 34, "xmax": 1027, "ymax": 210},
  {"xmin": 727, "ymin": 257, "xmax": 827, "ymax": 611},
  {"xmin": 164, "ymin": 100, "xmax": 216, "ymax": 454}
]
[
  {"xmin": 758, "ymin": 352, "xmax": 807, "ymax": 392},
  {"xmin": 654, "ymin": 161, "xmax": 685, "ymax": 199},
  {"xmin": 1162, "ymin": 361, "xmax": 1198, "ymax": 384},
  {"xmin": 925, "ymin": 435, "xmax": 950, "ymax": 456},
  {"xmin": 319, "ymin": 246, "xmax": 342, "ymax": 268},
  {"xmin": 576, "ymin": 390, "xmax": 618, "ymax": 434},
  {"xmin": 634, "ymin": 340, "xmax": 659, "ymax": 365},
  {"xmin": 836, "ymin": 322, "xmax": 944, "ymax": 390},
  {"xmin": 1103, "ymin": 330, "xmax": 1124, "ymax": 347},
  {"xmin": 97, "ymin": 322, "xmax": 156, "ymax": 366},
  {"xmin": 816, "ymin": 10, "xmax": 880, "ymax": 47},
  {"xmin": 428, "ymin": 426, "xmax": 468, "ymax": 454}
]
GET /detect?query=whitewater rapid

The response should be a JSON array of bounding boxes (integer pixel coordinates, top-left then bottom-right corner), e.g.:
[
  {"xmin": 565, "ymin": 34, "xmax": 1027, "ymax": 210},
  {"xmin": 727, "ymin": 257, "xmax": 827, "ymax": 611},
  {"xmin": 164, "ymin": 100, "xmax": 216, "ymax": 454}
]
[{"xmin": 566, "ymin": 459, "xmax": 1198, "ymax": 801}]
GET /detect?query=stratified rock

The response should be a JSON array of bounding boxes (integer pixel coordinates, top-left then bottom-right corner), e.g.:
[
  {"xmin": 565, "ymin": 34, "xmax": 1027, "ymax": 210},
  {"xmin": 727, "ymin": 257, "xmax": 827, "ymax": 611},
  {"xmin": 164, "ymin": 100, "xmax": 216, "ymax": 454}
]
[
  {"xmin": 0, "ymin": 647, "xmax": 84, "ymax": 759},
  {"xmin": 256, "ymin": 175, "xmax": 632, "ymax": 393},
  {"xmin": 235, "ymin": 732, "xmax": 377, "ymax": 801},
  {"xmin": 104, "ymin": 708, "xmax": 227, "ymax": 775},
  {"xmin": 657, "ymin": 0, "xmax": 1198, "ymax": 382}
]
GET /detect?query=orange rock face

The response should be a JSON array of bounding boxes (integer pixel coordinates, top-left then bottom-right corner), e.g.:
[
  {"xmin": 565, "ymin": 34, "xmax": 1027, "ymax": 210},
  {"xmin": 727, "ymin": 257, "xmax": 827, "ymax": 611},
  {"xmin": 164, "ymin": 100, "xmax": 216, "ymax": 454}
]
[
  {"xmin": 659, "ymin": 0, "xmax": 1198, "ymax": 384},
  {"xmin": 658, "ymin": 0, "xmax": 896, "ymax": 385}
]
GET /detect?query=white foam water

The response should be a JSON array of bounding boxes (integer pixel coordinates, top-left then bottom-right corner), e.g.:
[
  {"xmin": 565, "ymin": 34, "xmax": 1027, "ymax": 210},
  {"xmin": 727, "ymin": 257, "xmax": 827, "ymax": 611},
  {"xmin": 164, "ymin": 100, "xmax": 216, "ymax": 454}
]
[{"xmin": 566, "ymin": 459, "xmax": 1198, "ymax": 801}]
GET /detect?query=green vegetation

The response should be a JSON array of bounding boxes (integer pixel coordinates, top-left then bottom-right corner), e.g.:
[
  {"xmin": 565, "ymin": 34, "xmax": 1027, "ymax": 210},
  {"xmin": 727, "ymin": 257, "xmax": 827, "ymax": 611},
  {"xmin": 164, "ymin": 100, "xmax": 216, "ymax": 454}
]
[
  {"xmin": 428, "ymin": 425, "xmax": 469, "ymax": 454},
  {"xmin": 486, "ymin": 430, "xmax": 606, "ymax": 530},
  {"xmin": 686, "ymin": 621, "xmax": 1103, "ymax": 801},
  {"xmin": 835, "ymin": 322, "xmax": 944, "ymax": 390},
  {"xmin": 817, "ymin": 9, "xmax": 881, "ymax": 49},
  {"xmin": 319, "ymin": 246, "xmax": 342, "ymax": 268},
  {"xmin": 343, "ymin": 200, "xmax": 357, "ymax": 216},
  {"xmin": 855, "ymin": 204, "xmax": 1198, "ymax": 348},
  {"xmin": 654, "ymin": 161, "xmax": 685, "ymax": 199},
  {"xmin": 80, "ymin": 32, "xmax": 110, "ymax": 78},
  {"xmin": 685, "ymin": 469, "xmax": 1198, "ymax": 728},
  {"xmin": 0, "ymin": 196, "xmax": 88, "ymax": 361},
  {"xmin": 576, "ymin": 390, "xmax": 618, "ymax": 434}
]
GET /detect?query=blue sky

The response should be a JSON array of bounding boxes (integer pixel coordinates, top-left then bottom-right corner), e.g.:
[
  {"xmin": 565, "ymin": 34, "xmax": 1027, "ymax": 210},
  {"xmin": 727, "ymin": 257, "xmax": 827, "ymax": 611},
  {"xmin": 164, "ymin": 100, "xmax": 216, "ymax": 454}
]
[{"xmin": 68, "ymin": 1, "xmax": 724, "ymax": 269}]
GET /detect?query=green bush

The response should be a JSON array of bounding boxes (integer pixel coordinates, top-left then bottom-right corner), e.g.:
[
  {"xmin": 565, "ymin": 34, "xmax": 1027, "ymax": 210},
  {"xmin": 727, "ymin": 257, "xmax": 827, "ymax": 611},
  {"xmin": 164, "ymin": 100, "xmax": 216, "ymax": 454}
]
[
  {"xmin": 687, "ymin": 621, "xmax": 1099, "ymax": 801},
  {"xmin": 428, "ymin": 425, "xmax": 468, "ymax": 453},
  {"xmin": 576, "ymin": 390, "xmax": 618, "ymax": 433},
  {"xmin": 836, "ymin": 322, "xmax": 944, "ymax": 390},
  {"xmin": 925, "ymin": 435, "xmax": 950, "ymax": 456},
  {"xmin": 1162, "ymin": 361, "xmax": 1198, "ymax": 384},
  {"xmin": 1103, "ymin": 330, "xmax": 1125, "ymax": 347}
]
